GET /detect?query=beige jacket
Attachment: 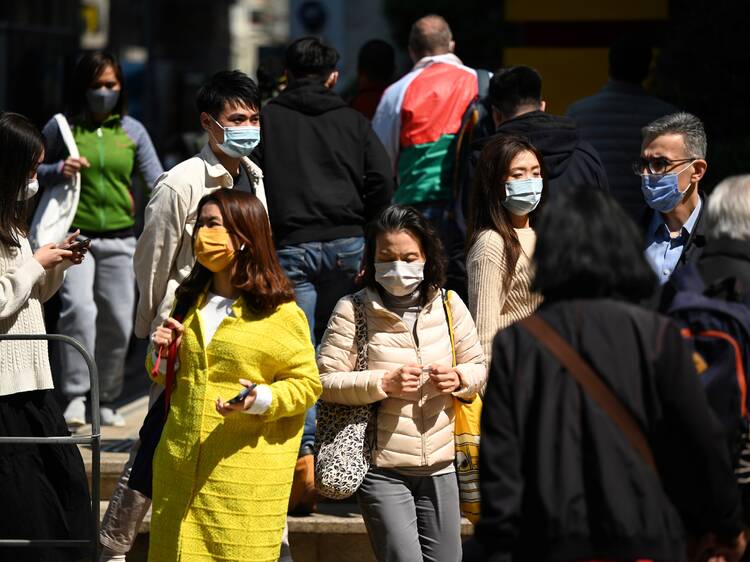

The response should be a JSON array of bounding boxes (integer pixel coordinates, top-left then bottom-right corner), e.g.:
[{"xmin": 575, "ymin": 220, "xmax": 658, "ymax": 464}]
[
  {"xmin": 133, "ymin": 144, "xmax": 265, "ymax": 338},
  {"xmin": 317, "ymin": 287, "xmax": 486, "ymax": 469}
]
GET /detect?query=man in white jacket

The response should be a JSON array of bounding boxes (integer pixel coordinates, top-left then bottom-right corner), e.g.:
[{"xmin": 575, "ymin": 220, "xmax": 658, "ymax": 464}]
[{"xmin": 99, "ymin": 70, "xmax": 266, "ymax": 562}]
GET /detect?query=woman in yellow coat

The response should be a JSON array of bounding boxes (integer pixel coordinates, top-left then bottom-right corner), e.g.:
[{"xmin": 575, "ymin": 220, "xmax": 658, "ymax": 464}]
[{"xmin": 147, "ymin": 189, "xmax": 321, "ymax": 562}]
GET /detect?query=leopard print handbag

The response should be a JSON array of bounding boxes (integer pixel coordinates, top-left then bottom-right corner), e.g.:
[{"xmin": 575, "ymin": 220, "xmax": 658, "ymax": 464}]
[{"xmin": 314, "ymin": 293, "xmax": 378, "ymax": 500}]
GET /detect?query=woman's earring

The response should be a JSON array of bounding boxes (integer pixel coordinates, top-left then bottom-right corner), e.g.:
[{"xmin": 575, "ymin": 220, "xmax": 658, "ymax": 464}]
[{"xmin": 239, "ymin": 243, "xmax": 246, "ymax": 252}]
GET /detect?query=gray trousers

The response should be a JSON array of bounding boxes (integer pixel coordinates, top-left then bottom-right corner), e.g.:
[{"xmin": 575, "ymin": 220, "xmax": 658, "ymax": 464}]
[
  {"xmin": 58, "ymin": 236, "xmax": 136, "ymax": 403},
  {"xmin": 357, "ymin": 468, "xmax": 462, "ymax": 562}
]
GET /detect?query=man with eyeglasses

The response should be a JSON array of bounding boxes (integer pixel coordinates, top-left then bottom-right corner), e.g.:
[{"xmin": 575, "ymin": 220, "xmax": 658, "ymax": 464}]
[{"xmin": 636, "ymin": 112, "xmax": 708, "ymax": 286}]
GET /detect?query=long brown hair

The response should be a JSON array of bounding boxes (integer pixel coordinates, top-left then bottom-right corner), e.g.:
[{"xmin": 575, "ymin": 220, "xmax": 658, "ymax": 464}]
[
  {"xmin": 466, "ymin": 135, "xmax": 548, "ymax": 295},
  {"xmin": 175, "ymin": 189, "xmax": 294, "ymax": 314}
]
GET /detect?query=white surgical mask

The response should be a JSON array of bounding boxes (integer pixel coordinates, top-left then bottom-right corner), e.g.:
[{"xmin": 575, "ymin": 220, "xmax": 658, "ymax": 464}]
[
  {"xmin": 374, "ymin": 261, "xmax": 425, "ymax": 297},
  {"xmin": 19, "ymin": 178, "xmax": 39, "ymax": 201}
]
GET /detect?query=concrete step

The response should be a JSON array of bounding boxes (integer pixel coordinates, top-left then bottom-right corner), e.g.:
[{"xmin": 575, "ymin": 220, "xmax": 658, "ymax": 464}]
[{"xmin": 101, "ymin": 500, "xmax": 474, "ymax": 562}]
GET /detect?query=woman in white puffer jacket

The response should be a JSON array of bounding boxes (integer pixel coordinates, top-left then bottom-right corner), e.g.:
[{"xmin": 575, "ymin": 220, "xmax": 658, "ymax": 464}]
[{"xmin": 317, "ymin": 205, "xmax": 486, "ymax": 562}]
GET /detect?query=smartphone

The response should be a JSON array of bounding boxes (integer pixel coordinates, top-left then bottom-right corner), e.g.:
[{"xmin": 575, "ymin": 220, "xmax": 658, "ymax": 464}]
[
  {"xmin": 226, "ymin": 383, "xmax": 257, "ymax": 405},
  {"xmin": 68, "ymin": 237, "xmax": 91, "ymax": 252}
]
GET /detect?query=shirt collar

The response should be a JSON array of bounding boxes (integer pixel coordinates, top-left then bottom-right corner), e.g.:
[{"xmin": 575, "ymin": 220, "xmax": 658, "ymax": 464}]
[
  {"xmin": 412, "ymin": 52, "xmax": 463, "ymax": 71},
  {"xmin": 649, "ymin": 197, "xmax": 703, "ymax": 239},
  {"xmin": 198, "ymin": 144, "xmax": 263, "ymax": 186}
]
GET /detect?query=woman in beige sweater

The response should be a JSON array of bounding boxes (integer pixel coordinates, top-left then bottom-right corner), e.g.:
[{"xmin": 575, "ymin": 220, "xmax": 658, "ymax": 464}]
[
  {"xmin": 0, "ymin": 112, "xmax": 90, "ymax": 561},
  {"xmin": 318, "ymin": 205, "xmax": 485, "ymax": 562},
  {"xmin": 466, "ymin": 135, "xmax": 547, "ymax": 365}
]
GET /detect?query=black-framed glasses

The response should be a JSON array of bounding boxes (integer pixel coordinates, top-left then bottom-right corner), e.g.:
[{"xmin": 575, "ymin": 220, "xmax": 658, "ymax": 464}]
[{"xmin": 632, "ymin": 156, "xmax": 696, "ymax": 176}]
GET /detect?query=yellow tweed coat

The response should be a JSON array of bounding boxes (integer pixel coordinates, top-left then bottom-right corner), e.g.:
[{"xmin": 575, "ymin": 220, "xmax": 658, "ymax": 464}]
[{"xmin": 147, "ymin": 294, "xmax": 321, "ymax": 562}]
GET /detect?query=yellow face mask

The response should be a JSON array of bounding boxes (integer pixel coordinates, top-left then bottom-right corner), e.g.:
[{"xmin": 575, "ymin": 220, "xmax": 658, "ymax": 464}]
[{"xmin": 194, "ymin": 226, "xmax": 236, "ymax": 272}]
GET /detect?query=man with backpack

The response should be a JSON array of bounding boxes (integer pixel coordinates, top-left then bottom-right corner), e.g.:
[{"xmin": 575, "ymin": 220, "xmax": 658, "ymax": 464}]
[
  {"xmin": 372, "ymin": 14, "xmax": 486, "ymax": 233},
  {"xmin": 667, "ymin": 174, "xmax": 750, "ymax": 547}
]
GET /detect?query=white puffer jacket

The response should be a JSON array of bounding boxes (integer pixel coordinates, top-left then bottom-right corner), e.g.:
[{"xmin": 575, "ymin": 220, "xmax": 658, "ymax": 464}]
[{"xmin": 317, "ymin": 287, "xmax": 486, "ymax": 469}]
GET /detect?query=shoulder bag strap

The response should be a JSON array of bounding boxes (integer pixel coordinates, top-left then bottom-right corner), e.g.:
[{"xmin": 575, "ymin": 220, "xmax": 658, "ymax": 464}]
[
  {"xmin": 519, "ymin": 315, "xmax": 659, "ymax": 476},
  {"xmin": 351, "ymin": 294, "xmax": 368, "ymax": 371},
  {"xmin": 441, "ymin": 289, "xmax": 457, "ymax": 368},
  {"xmin": 53, "ymin": 113, "xmax": 80, "ymax": 159}
]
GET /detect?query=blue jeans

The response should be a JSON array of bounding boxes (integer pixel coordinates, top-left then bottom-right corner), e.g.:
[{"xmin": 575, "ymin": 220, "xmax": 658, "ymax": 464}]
[{"xmin": 277, "ymin": 236, "xmax": 365, "ymax": 451}]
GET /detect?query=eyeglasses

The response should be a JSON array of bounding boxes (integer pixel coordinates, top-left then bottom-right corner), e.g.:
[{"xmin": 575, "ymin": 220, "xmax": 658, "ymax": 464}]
[{"xmin": 632, "ymin": 157, "xmax": 696, "ymax": 176}]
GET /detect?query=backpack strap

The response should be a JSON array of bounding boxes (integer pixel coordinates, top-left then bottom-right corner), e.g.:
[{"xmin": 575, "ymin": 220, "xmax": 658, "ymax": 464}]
[
  {"xmin": 476, "ymin": 69, "xmax": 491, "ymax": 98},
  {"xmin": 520, "ymin": 315, "xmax": 659, "ymax": 477}
]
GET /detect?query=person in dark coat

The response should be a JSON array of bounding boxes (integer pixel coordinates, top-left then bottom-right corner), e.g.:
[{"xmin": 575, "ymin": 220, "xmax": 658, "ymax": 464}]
[
  {"xmin": 467, "ymin": 185, "xmax": 746, "ymax": 562},
  {"xmin": 566, "ymin": 35, "xmax": 677, "ymax": 223},
  {"xmin": 697, "ymin": 174, "xmax": 750, "ymax": 293},
  {"xmin": 252, "ymin": 36, "xmax": 393, "ymax": 515},
  {"xmin": 471, "ymin": 66, "xmax": 609, "ymax": 194}
]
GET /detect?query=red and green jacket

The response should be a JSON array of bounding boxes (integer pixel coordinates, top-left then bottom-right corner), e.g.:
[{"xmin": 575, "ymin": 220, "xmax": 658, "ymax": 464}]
[{"xmin": 372, "ymin": 53, "xmax": 479, "ymax": 205}]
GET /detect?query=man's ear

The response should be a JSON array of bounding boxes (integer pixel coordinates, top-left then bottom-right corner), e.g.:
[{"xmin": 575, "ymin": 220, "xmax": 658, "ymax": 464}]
[
  {"xmin": 540, "ymin": 100, "xmax": 547, "ymax": 112},
  {"xmin": 199, "ymin": 112, "xmax": 212, "ymax": 132},
  {"xmin": 448, "ymin": 40, "xmax": 456, "ymax": 53},
  {"xmin": 324, "ymin": 70, "xmax": 339, "ymax": 89},
  {"xmin": 691, "ymin": 158, "xmax": 708, "ymax": 184}
]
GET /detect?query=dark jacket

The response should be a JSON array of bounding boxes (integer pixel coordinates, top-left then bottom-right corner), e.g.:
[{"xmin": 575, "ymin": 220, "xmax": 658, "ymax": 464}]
[
  {"xmin": 256, "ymin": 79, "xmax": 393, "ymax": 247},
  {"xmin": 474, "ymin": 299, "xmax": 742, "ymax": 562},
  {"xmin": 472, "ymin": 110, "xmax": 609, "ymax": 193},
  {"xmin": 646, "ymin": 193, "xmax": 708, "ymax": 311},
  {"xmin": 698, "ymin": 237, "xmax": 750, "ymax": 296},
  {"xmin": 566, "ymin": 81, "xmax": 677, "ymax": 222}
]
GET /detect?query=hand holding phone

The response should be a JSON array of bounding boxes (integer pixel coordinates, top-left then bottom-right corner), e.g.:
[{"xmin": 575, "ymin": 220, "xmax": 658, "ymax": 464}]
[
  {"xmin": 68, "ymin": 237, "xmax": 91, "ymax": 253},
  {"xmin": 227, "ymin": 383, "xmax": 257, "ymax": 405}
]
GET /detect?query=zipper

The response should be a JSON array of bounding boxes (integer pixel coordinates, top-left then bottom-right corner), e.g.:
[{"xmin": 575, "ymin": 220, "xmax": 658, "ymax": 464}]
[
  {"xmin": 374, "ymin": 302, "xmax": 428, "ymax": 467},
  {"xmin": 96, "ymin": 127, "xmax": 105, "ymax": 230}
]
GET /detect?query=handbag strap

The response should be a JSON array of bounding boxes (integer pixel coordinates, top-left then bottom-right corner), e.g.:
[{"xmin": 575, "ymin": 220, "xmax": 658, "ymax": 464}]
[
  {"xmin": 351, "ymin": 294, "xmax": 368, "ymax": 371},
  {"xmin": 441, "ymin": 289, "xmax": 457, "ymax": 368},
  {"xmin": 519, "ymin": 315, "xmax": 659, "ymax": 476},
  {"xmin": 53, "ymin": 113, "xmax": 80, "ymax": 159},
  {"xmin": 150, "ymin": 298, "xmax": 192, "ymax": 415}
]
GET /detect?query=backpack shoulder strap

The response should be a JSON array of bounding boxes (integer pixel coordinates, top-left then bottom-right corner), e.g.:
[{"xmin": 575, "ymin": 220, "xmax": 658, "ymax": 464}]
[
  {"xmin": 520, "ymin": 314, "xmax": 659, "ymax": 477},
  {"xmin": 476, "ymin": 69, "xmax": 491, "ymax": 98}
]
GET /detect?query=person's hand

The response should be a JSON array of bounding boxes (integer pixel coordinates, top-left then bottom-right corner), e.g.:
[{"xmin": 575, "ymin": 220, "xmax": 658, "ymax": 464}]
[
  {"xmin": 381, "ymin": 365, "xmax": 421, "ymax": 395},
  {"xmin": 215, "ymin": 379, "xmax": 257, "ymax": 416},
  {"xmin": 58, "ymin": 230, "xmax": 87, "ymax": 265},
  {"xmin": 151, "ymin": 318, "xmax": 184, "ymax": 357},
  {"xmin": 427, "ymin": 364, "xmax": 462, "ymax": 394},
  {"xmin": 33, "ymin": 243, "xmax": 73, "ymax": 270},
  {"xmin": 61, "ymin": 156, "xmax": 90, "ymax": 178}
]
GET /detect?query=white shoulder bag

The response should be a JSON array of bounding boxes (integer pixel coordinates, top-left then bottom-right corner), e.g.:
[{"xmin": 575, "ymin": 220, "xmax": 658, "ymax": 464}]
[{"xmin": 29, "ymin": 114, "xmax": 81, "ymax": 249}]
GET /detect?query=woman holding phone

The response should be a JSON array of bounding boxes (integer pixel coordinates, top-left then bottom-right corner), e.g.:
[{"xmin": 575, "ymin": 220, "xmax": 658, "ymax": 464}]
[{"xmin": 147, "ymin": 188, "xmax": 321, "ymax": 562}]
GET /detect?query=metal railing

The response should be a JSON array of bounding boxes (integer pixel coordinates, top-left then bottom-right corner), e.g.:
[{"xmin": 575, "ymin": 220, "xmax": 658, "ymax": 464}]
[{"xmin": 0, "ymin": 334, "xmax": 100, "ymax": 561}]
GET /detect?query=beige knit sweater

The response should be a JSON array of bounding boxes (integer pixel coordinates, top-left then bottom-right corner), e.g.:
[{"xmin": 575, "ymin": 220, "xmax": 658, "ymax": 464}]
[
  {"xmin": 0, "ymin": 235, "xmax": 67, "ymax": 396},
  {"xmin": 467, "ymin": 228, "xmax": 543, "ymax": 366}
]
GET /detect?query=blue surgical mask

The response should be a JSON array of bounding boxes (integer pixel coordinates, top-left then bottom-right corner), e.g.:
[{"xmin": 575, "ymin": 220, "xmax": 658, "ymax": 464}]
[
  {"xmin": 86, "ymin": 88, "xmax": 119, "ymax": 115},
  {"xmin": 641, "ymin": 162, "xmax": 694, "ymax": 213},
  {"xmin": 210, "ymin": 116, "xmax": 261, "ymax": 158},
  {"xmin": 502, "ymin": 178, "xmax": 543, "ymax": 216}
]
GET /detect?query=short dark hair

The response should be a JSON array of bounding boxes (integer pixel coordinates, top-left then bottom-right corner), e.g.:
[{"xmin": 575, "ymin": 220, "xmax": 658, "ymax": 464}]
[
  {"xmin": 358, "ymin": 39, "xmax": 395, "ymax": 83},
  {"xmin": 531, "ymin": 185, "xmax": 656, "ymax": 303},
  {"xmin": 176, "ymin": 189, "xmax": 295, "ymax": 314},
  {"xmin": 362, "ymin": 205, "xmax": 447, "ymax": 306},
  {"xmin": 408, "ymin": 15, "xmax": 452, "ymax": 58},
  {"xmin": 195, "ymin": 70, "xmax": 261, "ymax": 117},
  {"xmin": 489, "ymin": 66, "xmax": 543, "ymax": 119},
  {"xmin": 285, "ymin": 37, "xmax": 340, "ymax": 80},
  {"xmin": 467, "ymin": 135, "xmax": 548, "ymax": 296},
  {"xmin": 609, "ymin": 35, "xmax": 653, "ymax": 84},
  {"xmin": 0, "ymin": 112, "xmax": 45, "ymax": 248},
  {"xmin": 71, "ymin": 51, "xmax": 127, "ymax": 117}
]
